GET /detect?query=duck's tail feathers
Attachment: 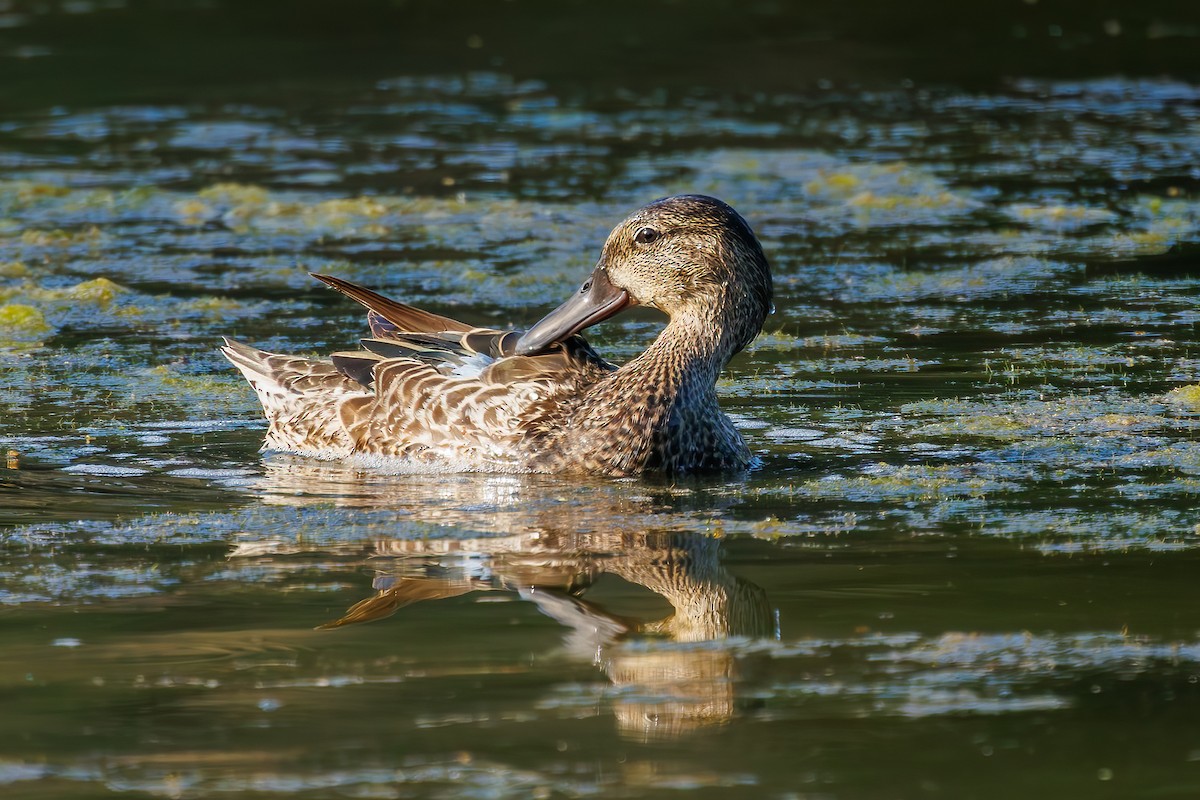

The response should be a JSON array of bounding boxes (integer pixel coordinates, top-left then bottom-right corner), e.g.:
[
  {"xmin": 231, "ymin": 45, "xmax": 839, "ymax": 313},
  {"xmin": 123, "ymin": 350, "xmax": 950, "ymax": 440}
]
[
  {"xmin": 310, "ymin": 273, "xmax": 474, "ymax": 334},
  {"xmin": 221, "ymin": 338, "xmax": 363, "ymax": 401},
  {"xmin": 221, "ymin": 338, "xmax": 368, "ymax": 455}
]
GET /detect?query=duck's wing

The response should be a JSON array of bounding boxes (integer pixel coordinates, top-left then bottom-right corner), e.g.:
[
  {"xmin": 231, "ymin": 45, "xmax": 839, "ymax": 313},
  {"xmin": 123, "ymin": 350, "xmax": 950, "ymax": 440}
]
[
  {"xmin": 312, "ymin": 272, "xmax": 613, "ymax": 386},
  {"xmin": 313, "ymin": 272, "xmax": 551, "ymax": 380},
  {"xmin": 311, "ymin": 272, "xmax": 473, "ymax": 334},
  {"xmin": 335, "ymin": 334, "xmax": 613, "ymax": 465},
  {"xmin": 229, "ymin": 274, "xmax": 615, "ymax": 466}
]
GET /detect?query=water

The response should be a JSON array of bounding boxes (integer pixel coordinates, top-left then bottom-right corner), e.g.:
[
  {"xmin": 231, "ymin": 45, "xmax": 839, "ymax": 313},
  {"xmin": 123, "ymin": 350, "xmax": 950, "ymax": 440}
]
[{"xmin": 2, "ymin": 1, "xmax": 1200, "ymax": 797}]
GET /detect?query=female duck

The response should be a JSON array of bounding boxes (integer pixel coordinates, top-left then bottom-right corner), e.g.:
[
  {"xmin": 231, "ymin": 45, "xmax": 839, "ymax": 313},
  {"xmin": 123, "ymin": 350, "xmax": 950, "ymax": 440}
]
[{"xmin": 223, "ymin": 194, "xmax": 772, "ymax": 476}]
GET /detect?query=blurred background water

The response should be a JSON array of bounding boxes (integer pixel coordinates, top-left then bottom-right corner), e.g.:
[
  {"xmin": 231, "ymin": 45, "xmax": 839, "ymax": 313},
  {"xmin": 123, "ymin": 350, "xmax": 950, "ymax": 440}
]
[{"xmin": 1, "ymin": 1, "xmax": 1200, "ymax": 797}]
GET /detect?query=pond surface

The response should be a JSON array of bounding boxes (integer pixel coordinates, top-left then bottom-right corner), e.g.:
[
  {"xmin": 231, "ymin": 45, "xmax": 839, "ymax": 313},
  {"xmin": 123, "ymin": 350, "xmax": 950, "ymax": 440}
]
[{"xmin": 2, "ymin": 1, "xmax": 1200, "ymax": 797}]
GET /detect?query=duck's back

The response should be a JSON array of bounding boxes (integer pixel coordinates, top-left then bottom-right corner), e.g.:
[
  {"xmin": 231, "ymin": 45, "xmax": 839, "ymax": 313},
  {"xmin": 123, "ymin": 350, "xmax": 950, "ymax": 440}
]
[{"xmin": 223, "ymin": 328, "xmax": 613, "ymax": 471}]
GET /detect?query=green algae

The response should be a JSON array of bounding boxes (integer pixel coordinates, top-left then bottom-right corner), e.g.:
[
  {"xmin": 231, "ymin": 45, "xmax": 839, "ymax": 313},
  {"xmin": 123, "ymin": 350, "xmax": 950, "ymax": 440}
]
[
  {"xmin": 177, "ymin": 183, "xmax": 532, "ymax": 239},
  {"xmin": 0, "ymin": 303, "xmax": 51, "ymax": 341},
  {"xmin": 899, "ymin": 394, "xmax": 1192, "ymax": 442},
  {"xmin": 17, "ymin": 226, "xmax": 105, "ymax": 247},
  {"xmin": 176, "ymin": 296, "xmax": 246, "ymax": 317},
  {"xmin": 748, "ymin": 331, "xmax": 887, "ymax": 352},
  {"xmin": 0, "ymin": 277, "xmax": 129, "ymax": 306},
  {"xmin": 676, "ymin": 151, "xmax": 983, "ymax": 226},
  {"xmin": 65, "ymin": 277, "xmax": 126, "ymax": 306},
  {"xmin": 1005, "ymin": 203, "xmax": 1118, "ymax": 230},
  {"xmin": 846, "ymin": 256, "xmax": 1079, "ymax": 304},
  {"xmin": 142, "ymin": 364, "xmax": 253, "ymax": 401},
  {"xmin": 796, "ymin": 464, "xmax": 1014, "ymax": 502},
  {"xmin": 1164, "ymin": 384, "xmax": 1200, "ymax": 409},
  {"xmin": 905, "ymin": 412, "xmax": 1027, "ymax": 440},
  {"xmin": 0, "ymin": 180, "xmax": 71, "ymax": 211},
  {"xmin": 197, "ymin": 182, "xmax": 271, "ymax": 205}
]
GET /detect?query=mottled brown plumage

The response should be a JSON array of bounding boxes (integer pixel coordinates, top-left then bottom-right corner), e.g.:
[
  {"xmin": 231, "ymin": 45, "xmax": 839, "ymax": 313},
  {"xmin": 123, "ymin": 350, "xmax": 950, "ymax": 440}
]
[{"xmin": 222, "ymin": 194, "xmax": 772, "ymax": 475}]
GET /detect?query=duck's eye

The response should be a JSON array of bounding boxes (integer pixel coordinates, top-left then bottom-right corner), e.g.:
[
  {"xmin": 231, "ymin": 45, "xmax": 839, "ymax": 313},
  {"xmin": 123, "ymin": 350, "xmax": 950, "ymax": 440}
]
[{"xmin": 633, "ymin": 227, "xmax": 660, "ymax": 245}]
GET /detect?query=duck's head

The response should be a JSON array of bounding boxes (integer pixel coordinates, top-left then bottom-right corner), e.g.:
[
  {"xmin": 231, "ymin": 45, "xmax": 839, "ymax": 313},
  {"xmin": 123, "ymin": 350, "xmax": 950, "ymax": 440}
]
[{"xmin": 516, "ymin": 195, "xmax": 772, "ymax": 356}]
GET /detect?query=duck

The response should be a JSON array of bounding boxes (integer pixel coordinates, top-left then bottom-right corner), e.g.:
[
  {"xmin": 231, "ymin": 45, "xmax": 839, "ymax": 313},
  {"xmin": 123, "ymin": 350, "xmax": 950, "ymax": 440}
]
[{"xmin": 221, "ymin": 194, "xmax": 773, "ymax": 476}]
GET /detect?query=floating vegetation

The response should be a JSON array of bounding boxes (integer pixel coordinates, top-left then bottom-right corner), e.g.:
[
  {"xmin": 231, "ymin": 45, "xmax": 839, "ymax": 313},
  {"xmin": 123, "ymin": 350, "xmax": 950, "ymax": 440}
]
[
  {"xmin": 0, "ymin": 302, "xmax": 51, "ymax": 344},
  {"xmin": 1164, "ymin": 384, "xmax": 1200, "ymax": 409},
  {"xmin": 0, "ymin": 261, "xmax": 28, "ymax": 278},
  {"xmin": 795, "ymin": 463, "xmax": 1017, "ymax": 502},
  {"xmin": 17, "ymin": 225, "xmax": 104, "ymax": 247},
  {"xmin": 0, "ymin": 180, "xmax": 71, "ymax": 211},
  {"xmin": 1005, "ymin": 203, "xmax": 1119, "ymax": 230}
]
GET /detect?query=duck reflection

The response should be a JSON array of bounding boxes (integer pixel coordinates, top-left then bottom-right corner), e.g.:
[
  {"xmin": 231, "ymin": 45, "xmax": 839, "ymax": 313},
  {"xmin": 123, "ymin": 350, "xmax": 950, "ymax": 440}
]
[{"xmin": 245, "ymin": 456, "xmax": 775, "ymax": 740}]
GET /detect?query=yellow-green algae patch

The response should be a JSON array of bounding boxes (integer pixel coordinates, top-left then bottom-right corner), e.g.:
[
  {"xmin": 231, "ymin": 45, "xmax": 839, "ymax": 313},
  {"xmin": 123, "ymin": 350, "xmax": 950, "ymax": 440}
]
[
  {"xmin": 0, "ymin": 181, "xmax": 71, "ymax": 209},
  {"xmin": 747, "ymin": 331, "xmax": 808, "ymax": 351},
  {"xmin": 0, "ymin": 303, "xmax": 51, "ymax": 334},
  {"xmin": 1164, "ymin": 385, "xmax": 1200, "ymax": 410},
  {"xmin": 177, "ymin": 183, "xmax": 271, "ymax": 225},
  {"xmin": 854, "ymin": 256, "xmax": 1073, "ymax": 303},
  {"xmin": 748, "ymin": 330, "xmax": 888, "ymax": 353},
  {"xmin": 173, "ymin": 198, "xmax": 214, "ymax": 224},
  {"xmin": 177, "ymin": 296, "xmax": 245, "ymax": 316},
  {"xmin": 659, "ymin": 149, "xmax": 983, "ymax": 228},
  {"xmin": 0, "ymin": 277, "xmax": 130, "ymax": 308},
  {"xmin": 197, "ymin": 183, "xmax": 271, "ymax": 206},
  {"xmin": 895, "ymin": 393, "xmax": 1199, "ymax": 467},
  {"xmin": 798, "ymin": 464, "xmax": 1013, "ymax": 502},
  {"xmin": 175, "ymin": 183, "xmax": 535, "ymax": 239},
  {"xmin": 458, "ymin": 267, "xmax": 564, "ymax": 290},
  {"xmin": 144, "ymin": 365, "xmax": 251, "ymax": 399},
  {"xmin": 67, "ymin": 277, "xmax": 126, "ymax": 306},
  {"xmin": 16, "ymin": 226, "xmax": 105, "ymax": 247},
  {"xmin": 0, "ymin": 303, "xmax": 53, "ymax": 347},
  {"xmin": 804, "ymin": 171, "xmax": 861, "ymax": 197},
  {"xmin": 1005, "ymin": 203, "xmax": 1118, "ymax": 230},
  {"xmin": 1096, "ymin": 195, "xmax": 1200, "ymax": 256},
  {"xmin": 845, "ymin": 189, "xmax": 969, "ymax": 213},
  {"xmin": 907, "ymin": 413, "xmax": 1028, "ymax": 440}
]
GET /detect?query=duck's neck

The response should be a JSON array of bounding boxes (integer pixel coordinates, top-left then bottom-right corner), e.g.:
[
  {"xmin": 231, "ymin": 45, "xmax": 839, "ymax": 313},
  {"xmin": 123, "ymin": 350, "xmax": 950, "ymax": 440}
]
[
  {"xmin": 620, "ymin": 312, "xmax": 728, "ymax": 392},
  {"xmin": 548, "ymin": 307, "xmax": 750, "ymax": 475}
]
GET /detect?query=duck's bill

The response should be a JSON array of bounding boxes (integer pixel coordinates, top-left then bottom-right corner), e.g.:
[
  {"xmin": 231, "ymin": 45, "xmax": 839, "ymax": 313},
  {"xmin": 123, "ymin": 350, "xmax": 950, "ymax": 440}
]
[{"xmin": 515, "ymin": 268, "xmax": 630, "ymax": 355}]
